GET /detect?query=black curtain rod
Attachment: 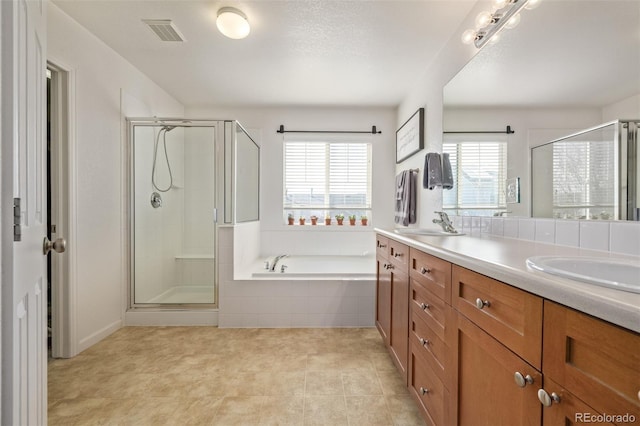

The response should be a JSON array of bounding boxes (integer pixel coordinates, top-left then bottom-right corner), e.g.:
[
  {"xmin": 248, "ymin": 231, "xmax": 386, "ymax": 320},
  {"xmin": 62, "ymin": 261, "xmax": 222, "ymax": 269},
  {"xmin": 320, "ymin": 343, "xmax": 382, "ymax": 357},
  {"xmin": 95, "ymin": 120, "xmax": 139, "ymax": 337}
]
[
  {"xmin": 277, "ymin": 124, "xmax": 381, "ymax": 134},
  {"xmin": 444, "ymin": 125, "xmax": 515, "ymax": 135}
]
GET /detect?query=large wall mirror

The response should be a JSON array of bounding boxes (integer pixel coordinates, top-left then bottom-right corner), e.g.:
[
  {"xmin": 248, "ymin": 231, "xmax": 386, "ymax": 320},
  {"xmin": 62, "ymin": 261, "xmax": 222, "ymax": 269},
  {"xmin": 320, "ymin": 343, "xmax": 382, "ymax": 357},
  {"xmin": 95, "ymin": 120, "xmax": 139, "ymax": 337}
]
[{"xmin": 443, "ymin": 0, "xmax": 640, "ymax": 220}]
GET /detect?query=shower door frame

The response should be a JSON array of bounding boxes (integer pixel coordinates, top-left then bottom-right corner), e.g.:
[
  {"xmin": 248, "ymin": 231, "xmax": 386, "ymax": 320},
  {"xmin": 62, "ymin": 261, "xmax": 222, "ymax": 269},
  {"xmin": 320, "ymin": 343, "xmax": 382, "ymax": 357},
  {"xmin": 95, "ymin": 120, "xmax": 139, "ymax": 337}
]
[{"xmin": 126, "ymin": 118, "xmax": 226, "ymax": 310}]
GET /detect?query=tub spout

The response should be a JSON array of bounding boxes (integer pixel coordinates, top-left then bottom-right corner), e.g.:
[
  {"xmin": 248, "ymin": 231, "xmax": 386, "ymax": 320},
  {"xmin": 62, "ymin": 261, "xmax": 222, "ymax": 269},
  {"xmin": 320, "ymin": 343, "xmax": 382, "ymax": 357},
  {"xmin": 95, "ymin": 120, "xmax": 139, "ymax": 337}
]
[{"xmin": 270, "ymin": 254, "xmax": 289, "ymax": 272}]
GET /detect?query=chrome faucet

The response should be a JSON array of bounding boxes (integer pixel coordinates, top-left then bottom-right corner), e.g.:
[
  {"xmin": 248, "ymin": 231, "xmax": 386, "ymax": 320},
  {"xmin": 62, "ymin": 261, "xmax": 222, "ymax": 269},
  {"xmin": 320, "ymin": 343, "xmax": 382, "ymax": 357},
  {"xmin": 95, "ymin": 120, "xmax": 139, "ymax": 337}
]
[
  {"xmin": 270, "ymin": 254, "xmax": 289, "ymax": 272},
  {"xmin": 433, "ymin": 211, "xmax": 458, "ymax": 234}
]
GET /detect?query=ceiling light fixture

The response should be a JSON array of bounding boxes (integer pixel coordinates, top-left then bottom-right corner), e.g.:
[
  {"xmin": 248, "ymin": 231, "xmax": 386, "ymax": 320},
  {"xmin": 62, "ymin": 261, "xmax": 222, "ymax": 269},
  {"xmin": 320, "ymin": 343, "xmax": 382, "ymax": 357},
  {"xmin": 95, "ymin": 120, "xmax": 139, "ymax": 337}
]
[
  {"xmin": 216, "ymin": 7, "xmax": 250, "ymax": 40},
  {"xmin": 461, "ymin": 0, "xmax": 536, "ymax": 49}
]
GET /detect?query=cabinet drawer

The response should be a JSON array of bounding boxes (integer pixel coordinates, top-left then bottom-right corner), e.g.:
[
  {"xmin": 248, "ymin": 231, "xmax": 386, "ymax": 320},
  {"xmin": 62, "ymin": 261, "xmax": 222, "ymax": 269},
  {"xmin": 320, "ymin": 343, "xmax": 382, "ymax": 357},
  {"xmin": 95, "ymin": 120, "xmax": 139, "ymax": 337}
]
[
  {"xmin": 376, "ymin": 235, "xmax": 389, "ymax": 259},
  {"xmin": 410, "ymin": 280, "xmax": 447, "ymax": 342},
  {"xmin": 410, "ymin": 309, "xmax": 446, "ymax": 380},
  {"xmin": 452, "ymin": 265, "xmax": 543, "ymax": 369},
  {"xmin": 389, "ymin": 240, "xmax": 409, "ymax": 269},
  {"xmin": 410, "ymin": 249, "xmax": 452, "ymax": 304},
  {"xmin": 409, "ymin": 345, "xmax": 448, "ymax": 426},
  {"xmin": 543, "ymin": 301, "xmax": 640, "ymax": 419},
  {"xmin": 540, "ymin": 377, "xmax": 615, "ymax": 426}
]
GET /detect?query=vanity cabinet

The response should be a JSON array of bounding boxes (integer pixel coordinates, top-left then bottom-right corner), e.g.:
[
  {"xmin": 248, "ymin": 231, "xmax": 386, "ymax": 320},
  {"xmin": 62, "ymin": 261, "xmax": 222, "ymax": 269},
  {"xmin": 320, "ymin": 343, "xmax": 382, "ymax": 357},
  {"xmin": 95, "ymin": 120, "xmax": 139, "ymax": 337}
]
[
  {"xmin": 407, "ymin": 248, "xmax": 453, "ymax": 424},
  {"xmin": 540, "ymin": 301, "xmax": 640, "ymax": 424},
  {"xmin": 376, "ymin": 236, "xmax": 409, "ymax": 377},
  {"xmin": 375, "ymin": 235, "xmax": 391, "ymax": 342},
  {"xmin": 450, "ymin": 265, "xmax": 543, "ymax": 425},
  {"xmin": 375, "ymin": 232, "xmax": 639, "ymax": 426}
]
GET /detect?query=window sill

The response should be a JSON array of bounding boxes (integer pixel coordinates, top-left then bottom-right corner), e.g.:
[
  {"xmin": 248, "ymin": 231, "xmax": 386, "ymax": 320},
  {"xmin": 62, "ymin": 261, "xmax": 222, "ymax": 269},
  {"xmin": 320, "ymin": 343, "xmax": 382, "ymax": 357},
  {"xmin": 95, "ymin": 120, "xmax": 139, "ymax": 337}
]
[{"xmin": 281, "ymin": 224, "xmax": 373, "ymax": 232}]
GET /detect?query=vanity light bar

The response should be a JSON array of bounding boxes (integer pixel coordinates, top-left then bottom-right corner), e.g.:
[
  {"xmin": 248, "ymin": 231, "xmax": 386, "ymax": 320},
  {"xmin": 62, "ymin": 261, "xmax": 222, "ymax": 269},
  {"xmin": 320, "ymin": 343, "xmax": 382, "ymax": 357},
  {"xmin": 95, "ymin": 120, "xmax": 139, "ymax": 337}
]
[{"xmin": 464, "ymin": 0, "xmax": 531, "ymax": 49}]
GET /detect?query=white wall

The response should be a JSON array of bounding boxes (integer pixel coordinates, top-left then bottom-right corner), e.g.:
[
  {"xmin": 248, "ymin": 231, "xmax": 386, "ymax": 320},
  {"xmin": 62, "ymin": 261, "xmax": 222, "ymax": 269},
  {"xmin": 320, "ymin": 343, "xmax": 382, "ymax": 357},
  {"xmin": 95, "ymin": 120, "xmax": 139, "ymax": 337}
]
[
  {"xmin": 186, "ymin": 106, "xmax": 397, "ymax": 257},
  {"xmin": 602, "ymin": 94, "xmax": 640, "ymax": 121},
  {"xmin": 48, "ymin": 3, "xmax": 184, "ymax": 352}
]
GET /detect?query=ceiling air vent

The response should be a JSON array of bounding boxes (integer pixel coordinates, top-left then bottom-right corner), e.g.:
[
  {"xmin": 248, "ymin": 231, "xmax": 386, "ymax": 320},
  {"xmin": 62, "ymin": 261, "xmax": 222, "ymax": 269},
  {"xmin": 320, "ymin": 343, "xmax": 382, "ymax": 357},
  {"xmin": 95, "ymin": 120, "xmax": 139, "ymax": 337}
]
[{"xmin": 142, "ymin": 19, "xmax": 185, "ymax": 42}]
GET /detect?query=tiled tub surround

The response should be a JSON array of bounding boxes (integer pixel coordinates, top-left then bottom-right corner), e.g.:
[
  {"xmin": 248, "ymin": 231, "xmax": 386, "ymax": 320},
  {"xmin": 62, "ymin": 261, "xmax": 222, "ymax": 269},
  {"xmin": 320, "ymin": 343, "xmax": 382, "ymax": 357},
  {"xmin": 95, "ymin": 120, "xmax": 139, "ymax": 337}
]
[
  {"xmin": 449, "ymin": 215, "xmax": 640, "ymax": 256},
  {"xmin": 375, "ymin": 227, "xmax": 640, "ymax": 333}
]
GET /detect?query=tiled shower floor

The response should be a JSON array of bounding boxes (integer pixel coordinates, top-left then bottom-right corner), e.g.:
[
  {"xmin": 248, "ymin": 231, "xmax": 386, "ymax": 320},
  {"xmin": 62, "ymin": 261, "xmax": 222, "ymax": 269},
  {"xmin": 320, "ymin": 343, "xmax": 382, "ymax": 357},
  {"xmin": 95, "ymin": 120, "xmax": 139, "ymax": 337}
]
[{"xmin": 48, "ymin": 327, "xmax": 425, "ymax": 425}]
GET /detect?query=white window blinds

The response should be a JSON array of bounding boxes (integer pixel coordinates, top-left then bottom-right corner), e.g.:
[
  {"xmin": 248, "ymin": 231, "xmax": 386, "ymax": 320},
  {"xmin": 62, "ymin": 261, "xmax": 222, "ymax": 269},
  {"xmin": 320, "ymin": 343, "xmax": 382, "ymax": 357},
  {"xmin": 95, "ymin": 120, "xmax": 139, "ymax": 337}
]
[
  {"xmin": 443, "ymin": 136, "xmax": 507, "ymax": 213},
  {"xmin": 552, "ymin": 140, "xmax": 615, "ymax": 213},
  {"xmin": 283, "ymin": 138, "xmax": 372, "ymax": 211}
]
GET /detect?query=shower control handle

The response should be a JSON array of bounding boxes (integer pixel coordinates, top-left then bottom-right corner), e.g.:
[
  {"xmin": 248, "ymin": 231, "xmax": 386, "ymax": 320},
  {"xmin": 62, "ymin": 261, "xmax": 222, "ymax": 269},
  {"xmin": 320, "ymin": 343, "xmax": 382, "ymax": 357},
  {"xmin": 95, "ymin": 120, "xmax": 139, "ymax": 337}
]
[{"xmin": 43, "ymin": 237, "xmax": 66, "ymax": 255}]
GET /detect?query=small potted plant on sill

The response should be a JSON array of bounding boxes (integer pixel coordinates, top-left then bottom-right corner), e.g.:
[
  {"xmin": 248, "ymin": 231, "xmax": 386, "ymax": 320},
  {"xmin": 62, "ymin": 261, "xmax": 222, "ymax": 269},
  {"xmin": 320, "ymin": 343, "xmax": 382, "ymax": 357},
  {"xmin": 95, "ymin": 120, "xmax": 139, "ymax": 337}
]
[
  {"xmin": 348, "ymin": 214, "xmax": 356, "ymax": 226},
  {"xmin": 325, "ymin": 214, "xmax": 331, "ymax": 226},
  {"xmin": 360, "ymin": 215, "xmax": 368, "ymax": 226},
  {"xmin": 335, "ymin": 213, "xmax": 344, "ymax": 226},
  {"xmin": 287, "ymin": 213, "xmax": 294, "ymax": 226},
  {"xmin": 299, "ymin": 216, "xmax": 306, "ymax": 226},
  {"xmin": 310, "ymin": 215, "xmax": 318, "ymax": 226}
]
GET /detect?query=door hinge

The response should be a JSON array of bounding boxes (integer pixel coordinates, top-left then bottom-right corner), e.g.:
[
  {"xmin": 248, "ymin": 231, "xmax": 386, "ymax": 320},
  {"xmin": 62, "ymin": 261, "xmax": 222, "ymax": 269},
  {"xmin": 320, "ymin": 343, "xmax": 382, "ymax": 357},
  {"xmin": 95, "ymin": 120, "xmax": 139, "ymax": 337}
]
[
  {"xmin": 13, "ymin": 198, "xmax": 21, "ymax": 242},
  {"xmin": 213, "ymin": 208, "xmax": 218, "ymax": 223}
]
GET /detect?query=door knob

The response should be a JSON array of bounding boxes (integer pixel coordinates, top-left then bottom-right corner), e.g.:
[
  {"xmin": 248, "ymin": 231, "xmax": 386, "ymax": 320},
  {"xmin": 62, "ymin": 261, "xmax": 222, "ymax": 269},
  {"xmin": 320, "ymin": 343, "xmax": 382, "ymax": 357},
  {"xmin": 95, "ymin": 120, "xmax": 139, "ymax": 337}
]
[{"xmin": 43, "ymin": 237, "xmax": 66, "ymax": 255}]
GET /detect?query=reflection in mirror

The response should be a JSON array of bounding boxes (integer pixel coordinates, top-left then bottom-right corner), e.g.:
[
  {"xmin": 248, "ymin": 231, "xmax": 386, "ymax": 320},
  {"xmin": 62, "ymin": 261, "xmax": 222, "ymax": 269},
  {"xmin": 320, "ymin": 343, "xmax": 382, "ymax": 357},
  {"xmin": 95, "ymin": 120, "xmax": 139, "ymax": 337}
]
[
  {"xmin": 532, "ymin": 120, "xmax": 640, "ymax": 220},
  {"xmin": 235, "ymin": 123, "xmax": 260, "ymax": 223},
  {"xmin": 443, "ymin": 1, "xmax": 640, "ymax": 219}
]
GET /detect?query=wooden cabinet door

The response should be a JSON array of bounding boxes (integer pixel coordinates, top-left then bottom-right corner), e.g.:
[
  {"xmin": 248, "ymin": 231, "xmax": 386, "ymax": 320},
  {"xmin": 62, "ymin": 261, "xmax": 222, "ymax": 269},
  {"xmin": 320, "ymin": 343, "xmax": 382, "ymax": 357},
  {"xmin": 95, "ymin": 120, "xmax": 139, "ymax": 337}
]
[
  {"xmin": 389, "ymin": 268, "xmax": 409, "ymax": 378},
  {"xmin": 376, "ymin": 254, "xmax": 391, "ymax": 343},
  {"xmin": 543, "ymin": 301, "xmax": 640, "ymax": 420},
  {"xmin": 540, "ymin": 377, "xmax": 615, "ymax": 426},
  {"xmin": 451, "ymin": 313, "xmax": 542, "ymax": 426}
]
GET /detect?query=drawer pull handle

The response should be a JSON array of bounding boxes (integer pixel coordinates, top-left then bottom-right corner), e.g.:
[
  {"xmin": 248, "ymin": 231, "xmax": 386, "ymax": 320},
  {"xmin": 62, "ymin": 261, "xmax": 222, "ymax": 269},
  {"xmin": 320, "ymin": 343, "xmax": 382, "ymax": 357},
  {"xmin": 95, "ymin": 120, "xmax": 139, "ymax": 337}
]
[
  {"xmin": 378, "ymin": 243, "xmax": 387, "ymax": 248},
  {"xmin": 537, "ymin": 389, "xmax": 560, "ymax": 407},
  {"xmin": 420, "ymin": 302, "xmax": 430, "ymax": 310},
  {"xmin": 394, "ymin": 252, "xmax": 403, "ymax": 258},
  {"xmin": 419, "ymin": 387, "xmax": 429, "ymax": 395},
  {"xmin": 420, "ymin": 267, "xmax": 431, "ymax": 274},
  {"xmin": 419, "ymin": 337, "xmax": 430, "ymax": 347},
  {"xmin": 514, "ymin": 372, "xmax": 534, "ymax": 387},
  {"xmin": 475, "ymin": 298, "xmax": 491, "ymax": 309},
  {"xmin": 384, "ymin": 263, "xmax": 394, "ymax": 270}
]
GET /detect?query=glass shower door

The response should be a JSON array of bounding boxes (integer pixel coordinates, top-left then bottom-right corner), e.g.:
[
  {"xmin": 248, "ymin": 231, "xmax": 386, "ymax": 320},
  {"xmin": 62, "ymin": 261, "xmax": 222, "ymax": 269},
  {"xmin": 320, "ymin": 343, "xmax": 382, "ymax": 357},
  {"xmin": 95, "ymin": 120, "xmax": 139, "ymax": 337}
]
[{"xmin": 132, "ymin": 124, "xmax": 217, "ymax": 305}]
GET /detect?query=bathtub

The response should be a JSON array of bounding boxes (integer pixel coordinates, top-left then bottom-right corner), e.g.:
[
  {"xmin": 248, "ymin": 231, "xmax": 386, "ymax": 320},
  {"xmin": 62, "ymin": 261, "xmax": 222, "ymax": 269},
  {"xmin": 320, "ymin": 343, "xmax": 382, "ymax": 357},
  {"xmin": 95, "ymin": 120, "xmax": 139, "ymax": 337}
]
[
  {"xmin": 220, "ymin": 254, "xmax": 377, "ymax": 328},
  {"xmin": 252, "ymin": 255, "xmax": 376, "ymax": 279}
]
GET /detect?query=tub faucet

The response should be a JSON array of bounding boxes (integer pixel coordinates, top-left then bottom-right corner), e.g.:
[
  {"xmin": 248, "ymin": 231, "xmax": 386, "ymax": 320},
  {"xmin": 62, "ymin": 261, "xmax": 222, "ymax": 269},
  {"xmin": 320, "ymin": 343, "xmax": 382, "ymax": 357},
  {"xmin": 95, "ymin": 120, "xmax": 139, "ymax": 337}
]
[
  {"xmin": 270, "ymin": 254, "xmax": 289, "ymax": 272},
  {"xmin": 433, "ymin": 211, "xmax": 458, "ymax": 234}
]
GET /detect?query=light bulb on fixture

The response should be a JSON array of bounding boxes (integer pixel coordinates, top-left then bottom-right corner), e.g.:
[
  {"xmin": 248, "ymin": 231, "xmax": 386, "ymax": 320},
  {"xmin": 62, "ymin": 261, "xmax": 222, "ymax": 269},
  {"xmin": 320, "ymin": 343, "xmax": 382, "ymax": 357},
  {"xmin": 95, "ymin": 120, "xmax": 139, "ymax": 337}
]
[
  {"xmin": 493, "ymin": 0, "xmax": 508, "ymax": 10},
  {"xmin": 504, "ymin": 13, "xmax": 521, "ymax": 29},
  {"xmin": 461, "ymin": 29, "xmax": 477, "ymax": 45},
  {"xmin": 475, "ymin": 11, "xmax": 494, "ymax": 28},
  {"xmin": 216, "ymin": 7, "xmax": 250, "ymax": 39}
]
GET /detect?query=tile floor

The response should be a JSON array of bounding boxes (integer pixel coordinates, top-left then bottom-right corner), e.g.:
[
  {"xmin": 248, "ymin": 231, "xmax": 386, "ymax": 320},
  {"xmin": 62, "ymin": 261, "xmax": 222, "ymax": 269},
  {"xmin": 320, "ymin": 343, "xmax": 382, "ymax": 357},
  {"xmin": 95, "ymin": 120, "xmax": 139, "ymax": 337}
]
[{"xmin": 48, "ymin": 327, "xmax": 425, "ymax": 425}]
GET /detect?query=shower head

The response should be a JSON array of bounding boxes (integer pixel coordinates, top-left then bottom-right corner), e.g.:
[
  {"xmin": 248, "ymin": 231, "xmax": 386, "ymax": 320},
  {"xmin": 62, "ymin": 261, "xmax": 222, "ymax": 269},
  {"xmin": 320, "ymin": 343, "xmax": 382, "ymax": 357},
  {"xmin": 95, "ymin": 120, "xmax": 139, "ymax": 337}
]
[{"xmin": 162, "ymin": 125, "xmax": 176, "ymax": 132}]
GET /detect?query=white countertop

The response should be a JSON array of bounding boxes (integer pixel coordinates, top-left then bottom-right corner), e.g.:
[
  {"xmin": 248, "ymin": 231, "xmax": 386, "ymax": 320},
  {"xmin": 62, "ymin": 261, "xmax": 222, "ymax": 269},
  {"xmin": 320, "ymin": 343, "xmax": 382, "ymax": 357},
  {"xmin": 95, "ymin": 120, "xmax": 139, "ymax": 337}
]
[{"xmin": 375, "ymin": 228, "xmax": 640, "ymax": 333}]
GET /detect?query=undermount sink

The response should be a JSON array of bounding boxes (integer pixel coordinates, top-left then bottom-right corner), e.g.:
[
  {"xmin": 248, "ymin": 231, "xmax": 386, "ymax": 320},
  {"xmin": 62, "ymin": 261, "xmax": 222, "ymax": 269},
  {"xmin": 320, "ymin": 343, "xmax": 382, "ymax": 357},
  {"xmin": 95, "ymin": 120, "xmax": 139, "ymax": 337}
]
[
  {"xmin": 394, "ymin": 229, "xmax": 465, "ymax": 236},
  {"xmin": 526, "ymin": 256, "xmax": 640, "ymax": 294}
]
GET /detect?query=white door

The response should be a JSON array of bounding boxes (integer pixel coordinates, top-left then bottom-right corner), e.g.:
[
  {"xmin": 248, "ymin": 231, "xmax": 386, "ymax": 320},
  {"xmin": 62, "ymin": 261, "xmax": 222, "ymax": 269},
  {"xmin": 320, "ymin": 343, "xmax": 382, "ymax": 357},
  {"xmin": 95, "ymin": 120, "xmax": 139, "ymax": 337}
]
[{"xmin": 2, "ymin": 0, "xmax": 48, "ymax": 424}]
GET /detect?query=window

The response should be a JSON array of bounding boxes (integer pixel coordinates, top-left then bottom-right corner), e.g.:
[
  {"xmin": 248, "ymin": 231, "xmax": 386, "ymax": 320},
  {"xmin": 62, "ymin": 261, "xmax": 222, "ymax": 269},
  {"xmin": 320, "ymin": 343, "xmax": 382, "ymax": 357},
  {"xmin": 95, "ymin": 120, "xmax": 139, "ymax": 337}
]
[
  {"xmin": 552, "ymin": 140, "xmax": 615, "ymax": 219},
  {"xmin": 443, "ymin": 135, "xmax": 508, "ymax": 215},
  {"xmin": 283, "ymin": 136, "xmax": 372, "ymax": 224}
]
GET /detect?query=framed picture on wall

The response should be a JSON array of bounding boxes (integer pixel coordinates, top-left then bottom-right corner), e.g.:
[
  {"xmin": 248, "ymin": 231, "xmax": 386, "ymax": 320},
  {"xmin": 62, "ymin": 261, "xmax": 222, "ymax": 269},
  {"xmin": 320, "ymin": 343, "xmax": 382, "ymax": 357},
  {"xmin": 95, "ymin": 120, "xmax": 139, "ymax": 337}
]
[{"xmin": 396, "ymin": 107, "xmax": 424, "ymax": 163}]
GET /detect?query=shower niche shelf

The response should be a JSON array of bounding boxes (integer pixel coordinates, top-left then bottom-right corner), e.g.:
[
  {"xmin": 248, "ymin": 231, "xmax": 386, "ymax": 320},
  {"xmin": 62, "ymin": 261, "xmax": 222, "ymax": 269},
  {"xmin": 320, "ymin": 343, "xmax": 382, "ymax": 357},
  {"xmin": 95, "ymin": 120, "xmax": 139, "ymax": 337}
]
[{"xmin": 175, "ymin": 255, "xmax": 215, "ymax": 260}]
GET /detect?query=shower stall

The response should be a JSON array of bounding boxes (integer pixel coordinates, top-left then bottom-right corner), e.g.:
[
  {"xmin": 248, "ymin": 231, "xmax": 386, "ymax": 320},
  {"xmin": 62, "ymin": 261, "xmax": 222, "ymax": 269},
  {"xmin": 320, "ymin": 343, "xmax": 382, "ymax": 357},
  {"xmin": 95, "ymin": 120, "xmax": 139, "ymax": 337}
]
[{"xmin": 127, "ymin": 119, "xmax": 259, "ymax": 310}]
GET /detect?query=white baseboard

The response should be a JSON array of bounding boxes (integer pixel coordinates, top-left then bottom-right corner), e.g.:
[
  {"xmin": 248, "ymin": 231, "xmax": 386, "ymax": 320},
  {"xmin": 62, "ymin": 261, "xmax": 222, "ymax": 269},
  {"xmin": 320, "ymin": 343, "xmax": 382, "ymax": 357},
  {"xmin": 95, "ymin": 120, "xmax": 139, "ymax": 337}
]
[
  {"xmin": 124, "ymin": 309, "xmax": 218, "ymax": 326},
  {"xmin": 77, "ymin": 319, "xmax": 122, "ymax": 354}
]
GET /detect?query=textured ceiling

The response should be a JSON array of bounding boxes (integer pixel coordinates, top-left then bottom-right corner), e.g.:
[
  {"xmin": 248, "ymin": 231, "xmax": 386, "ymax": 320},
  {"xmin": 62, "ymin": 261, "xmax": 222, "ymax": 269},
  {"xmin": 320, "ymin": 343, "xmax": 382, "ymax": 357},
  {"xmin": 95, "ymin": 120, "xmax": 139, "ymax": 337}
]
[{"xmin": 52, "ymin": 0, "xmax": 476, "ymax": 108}]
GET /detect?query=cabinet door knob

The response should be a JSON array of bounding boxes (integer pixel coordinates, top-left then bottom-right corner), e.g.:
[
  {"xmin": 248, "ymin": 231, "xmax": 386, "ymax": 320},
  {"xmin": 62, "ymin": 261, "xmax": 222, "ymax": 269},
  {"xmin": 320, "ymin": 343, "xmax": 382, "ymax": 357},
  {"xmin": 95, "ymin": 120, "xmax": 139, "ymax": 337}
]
[
  {"xmin": 537, "ymin": 389, "xmax": 561, "ymax": 407},
  {"xmin": 420, "ymin": 267, "xmax": 431, "ymax": 274},
  {"xmin": 514, "ymin": 372, "xmax": 534, "ymax": 387},
  {"xmin": 420, "ymin": 302, "xmax": 430, "ymax": 311},
  {"xmin": 475, "ymin": 298, "xmax": 491, "ymax": 309},
  {"xmin": 419, "ymin": 387, "xmax": 429, "ymax": 395},
  {"xmin": 419, "ymin": 337, "xmax": 429, "ymax": 347}
]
